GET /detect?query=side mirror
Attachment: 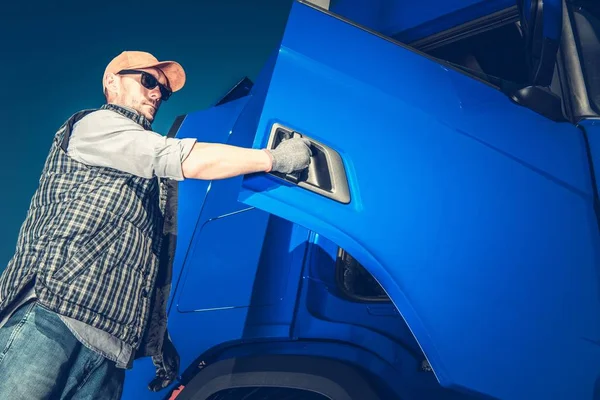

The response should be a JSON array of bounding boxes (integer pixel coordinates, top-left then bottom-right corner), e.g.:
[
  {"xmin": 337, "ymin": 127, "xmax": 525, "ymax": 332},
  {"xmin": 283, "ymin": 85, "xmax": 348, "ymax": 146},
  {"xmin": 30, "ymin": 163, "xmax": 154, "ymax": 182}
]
[{"xmin": 509, "ymin": 85, "xmax": 566, "ymax": 122}]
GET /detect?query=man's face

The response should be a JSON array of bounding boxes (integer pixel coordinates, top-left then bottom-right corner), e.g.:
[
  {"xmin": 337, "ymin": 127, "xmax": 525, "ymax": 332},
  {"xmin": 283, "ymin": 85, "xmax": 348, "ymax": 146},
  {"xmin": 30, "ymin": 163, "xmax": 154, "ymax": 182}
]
[{"xmin": 113, "ymin": 67, "xmax": 170, "ymax": 122}]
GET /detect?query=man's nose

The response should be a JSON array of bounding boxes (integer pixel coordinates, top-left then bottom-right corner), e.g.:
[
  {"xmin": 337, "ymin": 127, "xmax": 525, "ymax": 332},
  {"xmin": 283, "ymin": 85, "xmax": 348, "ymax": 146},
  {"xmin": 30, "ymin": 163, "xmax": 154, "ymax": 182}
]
[{"xmin": 148, "ymin": 86, "xmax": 162, "ymax": 100}]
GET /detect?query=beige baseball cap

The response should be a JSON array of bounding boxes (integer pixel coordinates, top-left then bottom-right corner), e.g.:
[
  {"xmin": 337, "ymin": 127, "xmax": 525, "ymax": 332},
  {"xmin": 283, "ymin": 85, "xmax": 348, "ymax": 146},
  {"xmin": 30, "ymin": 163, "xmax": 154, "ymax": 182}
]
[{"xmin": 103, "ymin": 50, "xmax": 186, "ymax": 92}]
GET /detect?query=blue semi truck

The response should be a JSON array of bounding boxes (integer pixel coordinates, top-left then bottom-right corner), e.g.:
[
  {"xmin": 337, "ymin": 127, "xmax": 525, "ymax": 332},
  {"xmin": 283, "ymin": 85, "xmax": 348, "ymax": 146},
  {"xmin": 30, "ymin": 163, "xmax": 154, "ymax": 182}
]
[{"xmin": 122, "ymin": 1, "xmax": 600, "ymax": 399}]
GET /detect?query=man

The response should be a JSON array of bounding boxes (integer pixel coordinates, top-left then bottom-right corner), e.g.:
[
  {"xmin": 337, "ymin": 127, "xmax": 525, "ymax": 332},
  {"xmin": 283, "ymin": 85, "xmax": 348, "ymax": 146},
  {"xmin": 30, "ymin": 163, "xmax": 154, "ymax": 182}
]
[{"xmin": 0, "ymin": 51, "xmax": 312, "ymax": 399}]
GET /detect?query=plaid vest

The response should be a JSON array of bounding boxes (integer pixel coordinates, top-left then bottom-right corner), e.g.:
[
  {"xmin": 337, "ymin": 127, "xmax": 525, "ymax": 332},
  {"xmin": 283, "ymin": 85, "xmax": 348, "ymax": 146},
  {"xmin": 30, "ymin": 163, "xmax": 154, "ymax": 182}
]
[{"xmin": 0, "ymin": 104, "xmax": 172, "ymax": 349}]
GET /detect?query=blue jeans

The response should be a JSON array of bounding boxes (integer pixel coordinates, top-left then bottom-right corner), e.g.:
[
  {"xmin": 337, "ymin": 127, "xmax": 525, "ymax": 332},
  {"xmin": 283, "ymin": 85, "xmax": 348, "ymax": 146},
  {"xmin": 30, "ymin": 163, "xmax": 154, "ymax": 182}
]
[{"xmin": 0, "ymin": 301, "xmax": 124, "ymax": 399}]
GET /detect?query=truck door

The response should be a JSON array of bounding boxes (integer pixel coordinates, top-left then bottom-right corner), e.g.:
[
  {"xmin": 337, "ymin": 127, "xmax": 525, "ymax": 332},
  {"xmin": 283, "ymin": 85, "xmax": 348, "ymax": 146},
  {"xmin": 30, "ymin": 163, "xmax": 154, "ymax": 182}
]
[{"xmin": 238, "ymin": 1, "xmax": 600, "ymax": 399}]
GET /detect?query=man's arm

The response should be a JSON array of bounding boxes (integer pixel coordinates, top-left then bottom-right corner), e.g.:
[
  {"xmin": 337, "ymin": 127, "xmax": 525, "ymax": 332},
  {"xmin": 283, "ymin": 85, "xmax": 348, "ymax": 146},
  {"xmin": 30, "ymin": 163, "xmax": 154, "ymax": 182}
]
[
  {"xmin": 181, "ymin": 137, "xmax": 312, "ymax": 180},
  {"xmin": 69, "ymin": 109, "xmax": 312, "ymax": 181},
  {"xmin": 181, "ymin": 143, "xmax": 272, "ymax": 180}
]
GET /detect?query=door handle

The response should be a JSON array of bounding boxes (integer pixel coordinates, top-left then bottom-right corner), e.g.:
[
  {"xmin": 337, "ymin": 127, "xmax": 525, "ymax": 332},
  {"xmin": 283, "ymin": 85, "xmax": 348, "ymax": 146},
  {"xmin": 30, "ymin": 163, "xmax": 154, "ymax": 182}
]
[{"xmin": 267, "ymin": 123, "xmax": 351, "ymax": 204}]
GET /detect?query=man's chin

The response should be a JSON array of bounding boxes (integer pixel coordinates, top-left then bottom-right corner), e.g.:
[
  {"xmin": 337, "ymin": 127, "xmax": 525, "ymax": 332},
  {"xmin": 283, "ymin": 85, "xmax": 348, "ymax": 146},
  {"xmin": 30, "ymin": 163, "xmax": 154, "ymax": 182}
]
[{"xmin": 143, "ymin": 106, "xmax": 157, "ymax": 122}]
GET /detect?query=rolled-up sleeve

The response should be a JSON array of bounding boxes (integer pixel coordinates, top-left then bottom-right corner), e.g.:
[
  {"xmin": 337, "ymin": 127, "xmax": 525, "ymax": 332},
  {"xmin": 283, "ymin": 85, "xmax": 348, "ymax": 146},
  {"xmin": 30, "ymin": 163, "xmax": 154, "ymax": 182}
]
[{"xmin": 67, "ymin": 110, "xmax": 196, "ymax": 181}]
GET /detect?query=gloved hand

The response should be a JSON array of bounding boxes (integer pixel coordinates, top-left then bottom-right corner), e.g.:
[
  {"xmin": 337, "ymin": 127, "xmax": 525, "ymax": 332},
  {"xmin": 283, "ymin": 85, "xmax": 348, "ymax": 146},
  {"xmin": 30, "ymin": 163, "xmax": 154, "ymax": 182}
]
[
  {"xmin": 267, "ymin": 137, "xmax": 312, "ymax": 174},
  {"xmin": 147, "ymin": 333, "xmax": 180, "ymax": 392}
]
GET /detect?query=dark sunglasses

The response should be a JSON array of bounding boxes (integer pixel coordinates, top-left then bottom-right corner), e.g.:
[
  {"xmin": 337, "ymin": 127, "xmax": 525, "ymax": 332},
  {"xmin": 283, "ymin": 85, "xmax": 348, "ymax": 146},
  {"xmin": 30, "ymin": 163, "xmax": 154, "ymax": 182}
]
[{"xmin": 117, "ymin": 69, "xmax": 172, "ymax": 101}]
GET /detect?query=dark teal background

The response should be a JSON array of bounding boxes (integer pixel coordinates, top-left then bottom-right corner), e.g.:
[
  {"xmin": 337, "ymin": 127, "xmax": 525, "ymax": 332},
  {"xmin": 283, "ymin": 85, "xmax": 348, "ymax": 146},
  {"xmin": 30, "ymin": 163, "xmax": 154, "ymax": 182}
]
[{"xmin": 0, "ymin": 0, "xmax": 294, "ymax": 268}]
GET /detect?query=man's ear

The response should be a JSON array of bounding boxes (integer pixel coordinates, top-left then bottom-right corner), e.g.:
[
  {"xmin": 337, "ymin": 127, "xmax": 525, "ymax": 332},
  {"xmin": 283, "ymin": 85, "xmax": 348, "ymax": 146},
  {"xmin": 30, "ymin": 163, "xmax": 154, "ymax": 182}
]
[{"xmin": 104, "ymin": 72, "xmax": 119, "ymax": 95}]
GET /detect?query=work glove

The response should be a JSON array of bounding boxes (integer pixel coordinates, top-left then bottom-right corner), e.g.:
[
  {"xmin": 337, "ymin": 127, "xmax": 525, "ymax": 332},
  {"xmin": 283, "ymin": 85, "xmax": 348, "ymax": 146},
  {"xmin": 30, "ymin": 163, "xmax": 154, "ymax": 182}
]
[
  {"xmin": 147, "ymin": 332, "xmax": 180, "ymax": 392},
  {"xmin": 268, "ymin": 137, "xmax": 313, "ymax": 174}
]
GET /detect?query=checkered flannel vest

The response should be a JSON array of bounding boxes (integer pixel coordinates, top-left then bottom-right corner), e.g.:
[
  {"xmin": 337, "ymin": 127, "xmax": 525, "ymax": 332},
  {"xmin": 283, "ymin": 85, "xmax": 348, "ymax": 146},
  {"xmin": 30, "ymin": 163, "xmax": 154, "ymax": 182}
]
[{"xmin": 0, "ymin": 104, "xmax": 169, "ymax": 348}]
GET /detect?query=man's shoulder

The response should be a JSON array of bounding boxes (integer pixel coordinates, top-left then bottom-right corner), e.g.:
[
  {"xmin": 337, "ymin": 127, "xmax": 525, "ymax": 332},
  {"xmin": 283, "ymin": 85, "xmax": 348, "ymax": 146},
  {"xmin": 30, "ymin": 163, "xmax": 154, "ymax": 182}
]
[
  {"xmin": 79, "ymin": 108, "xmax": 128, "ymax": 121},
  {"xmin": 74, "ymin": 109, "xmax": 142, "ymax": 130}
]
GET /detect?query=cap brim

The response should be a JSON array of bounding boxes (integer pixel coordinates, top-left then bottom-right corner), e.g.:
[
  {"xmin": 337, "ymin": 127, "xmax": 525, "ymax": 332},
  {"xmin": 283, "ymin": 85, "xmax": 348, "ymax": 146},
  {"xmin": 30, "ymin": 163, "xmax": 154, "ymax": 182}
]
[{"xmin": 127, "ymin": 60, "xmax": 186, "ymax": 92}]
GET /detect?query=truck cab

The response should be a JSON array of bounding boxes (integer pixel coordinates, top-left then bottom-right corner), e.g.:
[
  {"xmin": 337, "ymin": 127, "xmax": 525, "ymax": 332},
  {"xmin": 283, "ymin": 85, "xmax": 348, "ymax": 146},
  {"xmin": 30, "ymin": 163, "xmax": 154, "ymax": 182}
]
[{"xmin": 123, "ymin": 1, "xmax": 600, "ymax": 399}]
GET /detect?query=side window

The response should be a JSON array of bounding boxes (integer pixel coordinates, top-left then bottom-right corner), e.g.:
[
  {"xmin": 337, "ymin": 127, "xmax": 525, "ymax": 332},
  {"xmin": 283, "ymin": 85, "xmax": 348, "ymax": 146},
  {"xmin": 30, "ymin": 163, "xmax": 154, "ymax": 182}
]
[
  {"xmin": 424, "ymin": 21, "xmax": 529, "ymax": 87},
  {"xmin": 335, "ymin": 249, "xmax": 390, "ymax": 302},
  {"xmin": 410, "ymin": 11, "xmax": 566, "ymax": 121}
]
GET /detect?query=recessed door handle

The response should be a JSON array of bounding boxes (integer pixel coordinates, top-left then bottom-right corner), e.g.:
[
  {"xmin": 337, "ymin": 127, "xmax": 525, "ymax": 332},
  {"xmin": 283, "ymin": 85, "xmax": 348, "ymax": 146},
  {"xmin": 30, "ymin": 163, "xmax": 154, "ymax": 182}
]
[{"xmin": 266, "ymin": 123, "xmax": 351, "ymax": 204}]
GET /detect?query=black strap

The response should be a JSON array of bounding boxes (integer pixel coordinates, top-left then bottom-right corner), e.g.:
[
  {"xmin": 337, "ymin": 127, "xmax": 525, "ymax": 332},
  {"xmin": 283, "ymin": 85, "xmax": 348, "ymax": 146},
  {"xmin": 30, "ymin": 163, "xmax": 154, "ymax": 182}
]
[
  {"xmin": 60, "ymin": 109, "xmax": 97, "ymax": 152},
  {"xmin": 60, "ymin": 104, "xmax": 153, "ymax": 153}
]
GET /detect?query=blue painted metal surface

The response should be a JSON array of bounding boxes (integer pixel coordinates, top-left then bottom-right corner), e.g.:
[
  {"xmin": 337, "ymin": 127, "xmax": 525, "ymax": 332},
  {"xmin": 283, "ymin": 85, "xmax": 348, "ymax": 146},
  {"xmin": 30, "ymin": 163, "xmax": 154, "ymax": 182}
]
[
  {"xmin": 330, "ymin": 0, "xmax": 516, "ymax": 42},
  {"xmin": 581, "ymin": 119, "xmax": 600, "ymax": 200},
  {"xmin": 292, "ymin": 233, "xmax": 482, "ymax": 400},
  {"xmin": 519, "ymin": 0, "xmax": 563, "ymax": 85},
  {"xmin": 122, "ymin": 94, "xmax": 257, "ymax": 400},
  {"xmin": 121, "ymin": 1, "xmax": 600, "ymax": 400},
  {"xmin": 122, "ymin": 48, "xmax": 315, "ymax": 400},
  {"xmin": 521, "ymin": 0, "xmax": 562, "ymax": 40},
  {"xmin": 238, "ymin": 2, "xmax": 600, "ymax": 399},
  {"xmin": 544, "ymin": 0, "xmax": 562, "ymax": 40}
]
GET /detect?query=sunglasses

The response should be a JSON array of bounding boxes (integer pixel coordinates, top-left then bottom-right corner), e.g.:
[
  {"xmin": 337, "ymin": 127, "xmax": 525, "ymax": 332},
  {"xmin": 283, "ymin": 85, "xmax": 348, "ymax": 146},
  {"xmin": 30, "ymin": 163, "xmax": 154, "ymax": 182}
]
[{"xmin": 117, "ymin": 69, "xmax": 172, "ymax": 101}]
